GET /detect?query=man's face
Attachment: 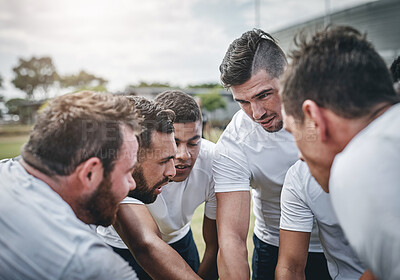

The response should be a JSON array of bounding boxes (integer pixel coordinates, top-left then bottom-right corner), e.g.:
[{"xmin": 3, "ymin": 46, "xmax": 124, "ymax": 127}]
[
  {"xmin": 129, "ymin": 131, "xmax": 177, "ymax": 203},
  {"xmin": 172, "ymin": 121, "xmax": 202, "ymax": 182},
  {"xmin": 231, "ymin": 70, "xmax": 283, "ymax": 133},
  {"xmin": 87, "ymin": 128, "xmax": 139, "ymax": 226},
  {"xmin": 282, "ymin": 107, "xmax": 333, "ymax": 192}
]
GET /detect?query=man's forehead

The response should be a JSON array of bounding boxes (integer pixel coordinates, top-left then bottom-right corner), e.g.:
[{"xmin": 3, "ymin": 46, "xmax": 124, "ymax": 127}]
[
  {"xmin": 173, "ymin": 122, "xmax": 201, "ymax": 138},
  {"xmin": 144, "ymin": 131, "xmax": 176, "ymax": 156}
]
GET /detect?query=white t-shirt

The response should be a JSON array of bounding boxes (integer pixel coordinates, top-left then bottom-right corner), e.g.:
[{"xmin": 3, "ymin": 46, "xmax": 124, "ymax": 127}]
[
  {"xmin": 330, "ymin": 103, "xmax": 400, "ymax": 280},
  {"xmin": 0, "ymin": 158, "xmax": 137, "ymax": 280},
  {"xmin": 97, "ymin": 139, "xmax": 217, "ymax": 248},
  {"xmin": 280, "ymin": 160, "xmax": 366, "ymax": 279},
  {"xmin": 213, "ymin": 110, "xmax": 322, "ymax": 251}
]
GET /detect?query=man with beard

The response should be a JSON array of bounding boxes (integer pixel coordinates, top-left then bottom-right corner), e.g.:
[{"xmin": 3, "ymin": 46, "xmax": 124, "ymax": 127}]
[
  {"xmin": 213, "ymin": 29, "xmax": 329, "ymax": 280},
  {"xmin": 97, "ymin": 92, "xmax": 218, "ymax": 280},
  {"xmin": 0, "ymin": 91, "xmax": 141, "ymax": 279}
]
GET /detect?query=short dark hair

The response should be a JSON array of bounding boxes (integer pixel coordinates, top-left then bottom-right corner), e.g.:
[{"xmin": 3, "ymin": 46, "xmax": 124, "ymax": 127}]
[
  {"xmin": 219, "ymin": 28, "xmax": 287, "ymax": 88},
  {"xmin": 22, "ymin": 91, "xmax": 141, "ymax": 177},
  {"xmin": 154, "ymin": 90, "xmax": 202, "ymax": 123},
  {"xmin": 390, "ymin": 56, "xmax": 400, "ymax": 83},
  {"xmin": 126, "ymin": 96, "xmax": 175, "ymax": 150},
  {"xmin": 281, "ymin": 25, "xmax": 400, "ymax": 122}
]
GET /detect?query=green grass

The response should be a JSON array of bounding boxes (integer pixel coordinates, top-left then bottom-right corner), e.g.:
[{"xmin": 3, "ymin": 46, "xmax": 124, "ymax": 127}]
[
  {"xmin": 0, "ymin": 124, "xmax": 31, "ymax": 160},
  {"xmin": 0, "ymin": 135, "xmax": 29, "ymax": 159}
]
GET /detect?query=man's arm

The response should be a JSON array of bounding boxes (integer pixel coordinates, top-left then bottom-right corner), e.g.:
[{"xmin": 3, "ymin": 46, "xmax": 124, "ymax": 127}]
[
  {"xmin": 359, "ymin": 270, "xmax": 377, "ymax": 280},
  {"xmin": 275, "ymin": 229, "xmax": 310, "ymax": 280},
  {"xmin": 216, "ymin": 191, "xmax": 251, "ymax": 280},
  {"xmin": 113, "ymin": 204, "xmax": 200, "ymax": 280},
  {"xmin": 197, "ymin": 216, "xmax": 218, "ymax": 280}
]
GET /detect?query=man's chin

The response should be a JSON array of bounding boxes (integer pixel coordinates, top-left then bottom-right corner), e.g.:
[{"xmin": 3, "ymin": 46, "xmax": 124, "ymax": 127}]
[{"xmin": 262, "ymin": 120, "xmax": 283, "ymax": 133}]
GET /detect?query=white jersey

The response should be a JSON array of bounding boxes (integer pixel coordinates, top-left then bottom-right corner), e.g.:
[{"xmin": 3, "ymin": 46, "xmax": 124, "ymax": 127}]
[
  {"xmin": 280, "ymin": 160, "xmax": 366, "ymax": 279},
  {"xmin": 330, "ymin": 103, "xmax": 400, "ymax": 280},
  {"xmin": 0, "ymin": 159, "xmax": 137, "ymax": 280},
  {"xmin": 213, "ymin": 110, "xmax": 322, "ymax": 251},
  {"xmin": 97, "ymin": 139, "xmax": 217, "ymax": 248}
]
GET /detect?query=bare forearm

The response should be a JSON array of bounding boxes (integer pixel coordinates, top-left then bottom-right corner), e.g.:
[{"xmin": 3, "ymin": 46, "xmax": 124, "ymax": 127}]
[
  {"xmin": 132, "ymin": 241, "xmax": 201, "ymax": 280},
  {"xmin": 275, "ymin": 264, "xmax": 305, "ymax": 280},
  {"xmin": 359, "ymin": 270, "xmax": 377, "ymax": 280},
  {"xmin": 198, "ymin": 248, "xmax": 218, "ymax": 280},
  {"xmin": 217, "ymin": 238, "xmax": 250, "ymax": 280}
]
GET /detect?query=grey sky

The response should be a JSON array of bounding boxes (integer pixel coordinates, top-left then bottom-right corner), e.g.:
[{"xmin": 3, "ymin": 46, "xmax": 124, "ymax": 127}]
[{"xmin": 0, "ymin": 0, "xmax": 374, "ymax": 99}]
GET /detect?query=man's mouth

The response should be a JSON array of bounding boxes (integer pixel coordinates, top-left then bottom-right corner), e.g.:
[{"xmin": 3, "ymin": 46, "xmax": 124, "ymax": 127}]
[
  {"xmin": 154, "ymin": 177, "xmax": 170, "ymax": 194},
  {"xmin": 175, "ymin": 164, "xmax": 191, "ymax": 171},
  {"xmin": 258, "ymin": 115, "xmax": 276, "ymax": 127}
]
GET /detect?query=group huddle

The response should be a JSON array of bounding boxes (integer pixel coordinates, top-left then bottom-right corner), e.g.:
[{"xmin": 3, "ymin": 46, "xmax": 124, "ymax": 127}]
[{"xmin": 0, "ymin": 25, "xmax": 399, "ymax": 280}]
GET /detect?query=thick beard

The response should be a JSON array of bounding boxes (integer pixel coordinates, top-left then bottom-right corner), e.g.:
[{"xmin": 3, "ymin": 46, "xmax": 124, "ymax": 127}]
[
  {"xmin": 84, "ymin": 174, "xmax": 119, "ymax": 227},
  {"xmin": 128, "ymin": 166, "xmax": 169, "ymax": 204}
]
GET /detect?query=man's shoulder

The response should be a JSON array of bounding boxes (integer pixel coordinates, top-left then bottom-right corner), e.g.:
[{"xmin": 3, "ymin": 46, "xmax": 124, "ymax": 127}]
[
  {"xmin": 191, "ymin": 140, "xmax": 215, "ymax": 180},
  {"xmin": 198, "ymin": 138, "xmax": 215, "ymax": 161},
  {"xmin": 285, "ymin": 160, "xmax": 327, "ymax": 206},
  {"xmin": 224, "ymin": 110, "xmax": 255, "ymax": 136}
]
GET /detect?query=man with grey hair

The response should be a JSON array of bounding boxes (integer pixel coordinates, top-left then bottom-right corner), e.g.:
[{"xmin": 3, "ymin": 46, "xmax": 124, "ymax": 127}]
[{"xmin": 213, "ymin": 29, "xmax": 329, "ymax": 279}]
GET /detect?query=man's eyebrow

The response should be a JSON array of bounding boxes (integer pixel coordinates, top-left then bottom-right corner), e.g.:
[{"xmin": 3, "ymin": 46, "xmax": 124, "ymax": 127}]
[
  {"xmin": 161, "ymin": 155, "xmax": 175, "ymax": 161},
  {"xmin": 253, "ymin": 89, "xmax": 273, "ymax": 99},
  {"xmin": 175, "ymin": 135, "xmax": 201, "ymax": 142}
]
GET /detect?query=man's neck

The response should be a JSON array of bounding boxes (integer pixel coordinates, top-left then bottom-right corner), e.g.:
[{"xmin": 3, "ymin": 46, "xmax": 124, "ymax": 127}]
[{"xmin": 19, "ymin": 158, "xmax": 64, "ymax": 194}]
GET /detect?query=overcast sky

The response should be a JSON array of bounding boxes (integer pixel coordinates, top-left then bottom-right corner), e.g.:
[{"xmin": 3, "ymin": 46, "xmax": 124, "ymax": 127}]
[{"xmin": 0, "ymin": 0, "xmax": 374, "ymax": 99}]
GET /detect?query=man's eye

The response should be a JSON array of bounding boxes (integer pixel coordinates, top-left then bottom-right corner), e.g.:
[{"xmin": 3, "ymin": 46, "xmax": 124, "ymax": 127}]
[{"xmin": 188, "ymin": 143, "xmax": 198, "ymax": 147}]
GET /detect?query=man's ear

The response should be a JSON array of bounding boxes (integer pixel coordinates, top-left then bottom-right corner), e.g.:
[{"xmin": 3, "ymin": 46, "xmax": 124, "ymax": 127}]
[
  {"xmin": 77, "ymin": 157, "xmax": 104, "ymax": 191},
  {"xmin": 302, "ymin": 100, "xmax": 328, "ymax": 142}
]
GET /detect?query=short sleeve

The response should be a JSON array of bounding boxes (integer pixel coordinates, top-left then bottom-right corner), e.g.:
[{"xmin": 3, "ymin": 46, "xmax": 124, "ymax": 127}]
[
  {"xmin": 212, "ymin": 129, "xmax": 251, "ymax": 193},
  {"xmin": 121, "ymin": 196, "xmax": 144, "ymax": 205},
  {"xmin": 204, "ymin": 178, "xmax": 217, "ymax": 220},
  {"xmin": 280, "ymin": 164, "xmax": 314, "ymax": 232}
]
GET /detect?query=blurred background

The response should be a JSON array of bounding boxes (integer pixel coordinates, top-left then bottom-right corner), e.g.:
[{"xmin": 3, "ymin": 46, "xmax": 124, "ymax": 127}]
[{"xmin": 1, "ymin": 0, "xmax": 399, "ymax": 267}]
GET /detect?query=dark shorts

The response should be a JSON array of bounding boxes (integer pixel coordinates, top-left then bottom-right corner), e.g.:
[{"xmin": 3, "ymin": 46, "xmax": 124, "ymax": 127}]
[
  {"xmin": 252, "ymin": 234, "xmax": 331, "ymax": 280},
  {"xmin": 112, "ymin": 228, "xmax": 200, "ymax": 280}
]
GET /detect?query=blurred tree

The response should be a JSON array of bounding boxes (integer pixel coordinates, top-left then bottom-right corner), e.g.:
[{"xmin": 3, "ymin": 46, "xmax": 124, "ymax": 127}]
[
  {"xmin": 60, "ymin": 70, "xmax": 108, "ymax": 91},
  {"xmin": 136, "ymin": 81, "xmax": 171, "ymax": 88},
  {"xmin": 5, "ymin": 98, "xmax": 25, "ymax": 115},
  {"xmin": 187, "ymin": 82, "xmax": 223, "ymax": 89},
  {"xmin": 197, "ymin": 91, "xmax": 226, "ymax": 112},
  {"xmin": 11, "ymin": 57, "xmax": 59, "ymax": 100}
]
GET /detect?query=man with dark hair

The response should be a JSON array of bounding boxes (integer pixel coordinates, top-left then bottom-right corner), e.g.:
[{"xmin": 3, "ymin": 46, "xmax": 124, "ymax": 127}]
[
  {"xmin": 98, "ymin": 93, "xmax": 218, "ymax": 279},
  {"xmin": 280, "ymin": 25, "xmax": 400, "ymax": 280},
  {"xmin": 390, "ymin": 55, "xmax": 400, "ymax": 93},
  {"xmin": 214, "ymin": 29, "xmax": 328, "ymax": 279},
  {"xmin": 0, "ymin": 91, "xmax": 141, "ymax": 279}
]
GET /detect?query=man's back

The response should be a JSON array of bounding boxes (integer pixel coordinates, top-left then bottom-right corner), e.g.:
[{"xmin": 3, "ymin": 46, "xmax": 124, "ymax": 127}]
[
  {"xmin": 0, "ymin": 159, "xmax": 136, "ymax": 280},
  {"xmin": 330, "ymin": 103, "xmax": 400, "ymax": 280}
]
